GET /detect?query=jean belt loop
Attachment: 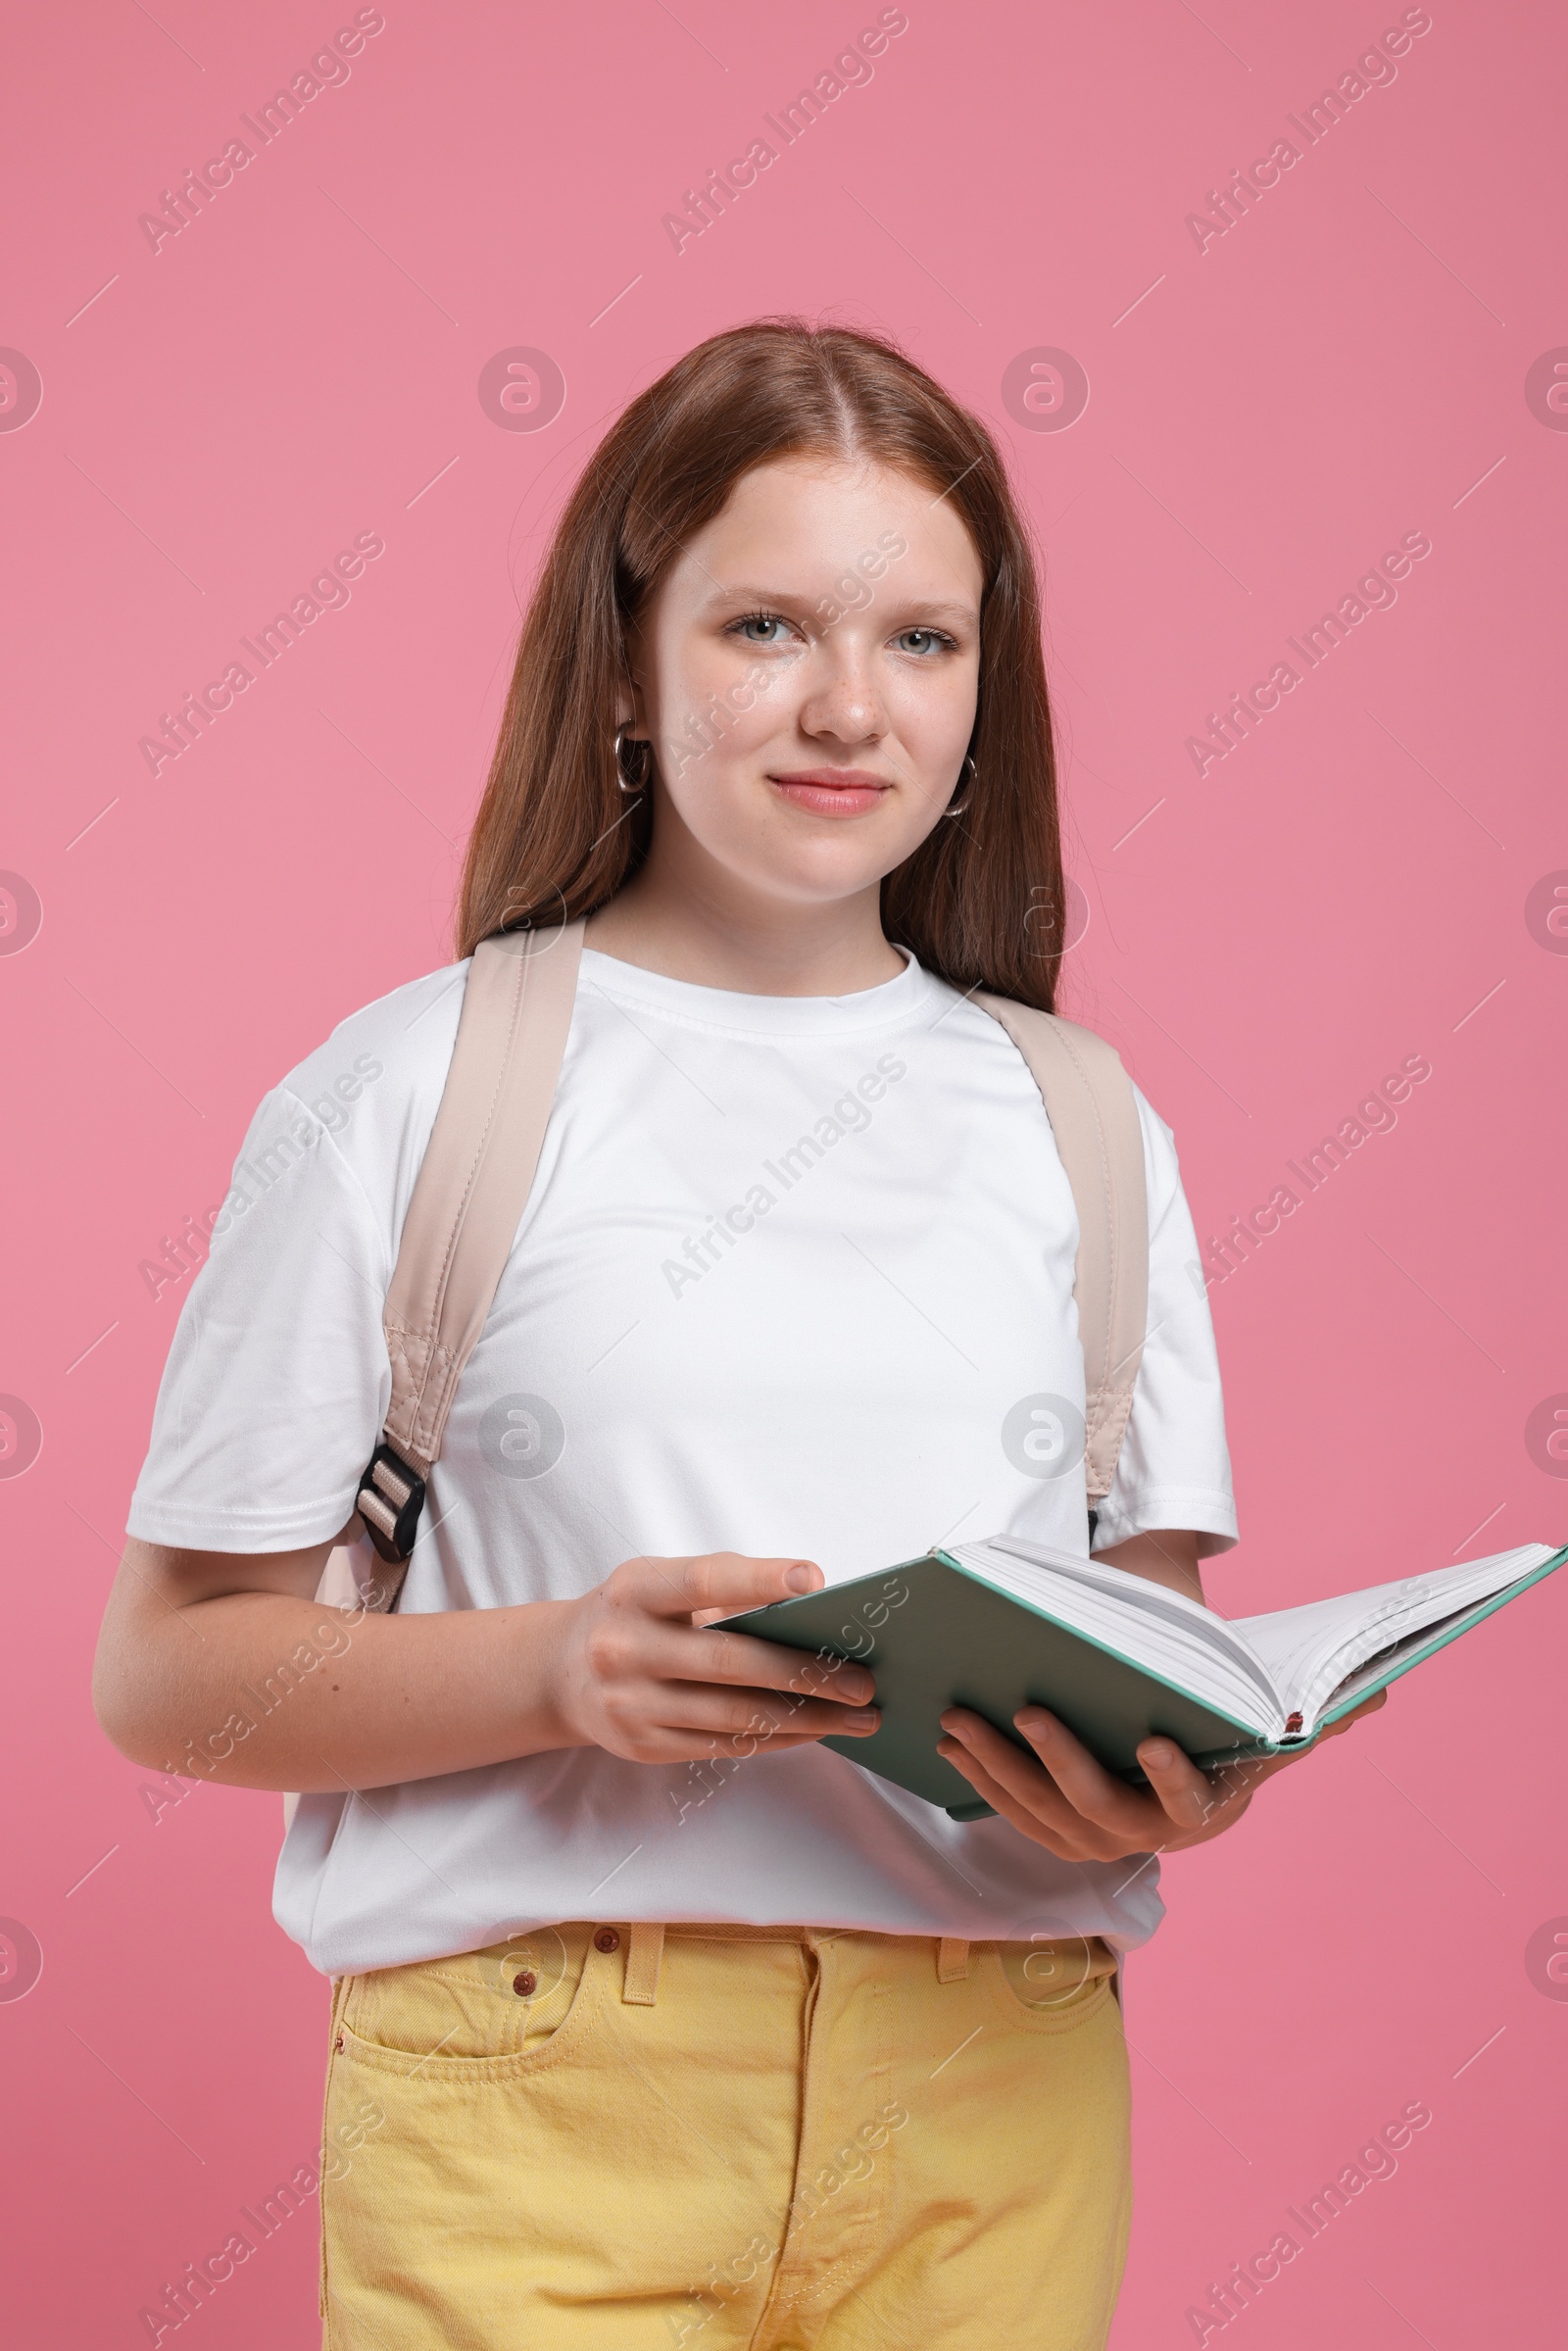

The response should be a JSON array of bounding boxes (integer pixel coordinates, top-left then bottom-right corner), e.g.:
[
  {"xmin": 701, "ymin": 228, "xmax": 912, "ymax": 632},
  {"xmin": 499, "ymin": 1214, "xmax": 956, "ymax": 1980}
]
[{"xmin": 623, "ymin": 1922, "xmax": 665, "ymax": 2006}]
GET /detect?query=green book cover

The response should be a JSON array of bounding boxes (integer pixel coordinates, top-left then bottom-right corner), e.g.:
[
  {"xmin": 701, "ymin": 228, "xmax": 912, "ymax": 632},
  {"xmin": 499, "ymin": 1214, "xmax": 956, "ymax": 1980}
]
[{"xmin": 723, "ymin": 1543, "xmax": 1567, "ymax": 1821}]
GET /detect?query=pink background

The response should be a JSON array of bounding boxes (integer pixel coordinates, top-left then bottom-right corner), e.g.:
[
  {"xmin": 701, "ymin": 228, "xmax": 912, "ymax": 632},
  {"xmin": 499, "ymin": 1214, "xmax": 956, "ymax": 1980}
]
[{"xmin": 3, "ymin": 1, "xmax": 1566, "ymax": 2342}]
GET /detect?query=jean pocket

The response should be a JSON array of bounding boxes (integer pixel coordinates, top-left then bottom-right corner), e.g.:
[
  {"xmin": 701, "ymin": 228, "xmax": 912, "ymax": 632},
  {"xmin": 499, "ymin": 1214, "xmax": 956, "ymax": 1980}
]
[
  {"xmin": 985, "ymin": 1937, "xmax": 1117, "ymax": 2033},
  {"xmin": 338, "ymin": 1923, "xmax": 597, "ymax": 2076}
]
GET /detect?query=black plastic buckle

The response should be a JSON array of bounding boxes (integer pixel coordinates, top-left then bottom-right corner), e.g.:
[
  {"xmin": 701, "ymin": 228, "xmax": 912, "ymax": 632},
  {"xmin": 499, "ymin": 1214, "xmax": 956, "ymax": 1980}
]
[{"xmin": 355, "ymin": 1442, "xmax": 426, "ymax": 1564}]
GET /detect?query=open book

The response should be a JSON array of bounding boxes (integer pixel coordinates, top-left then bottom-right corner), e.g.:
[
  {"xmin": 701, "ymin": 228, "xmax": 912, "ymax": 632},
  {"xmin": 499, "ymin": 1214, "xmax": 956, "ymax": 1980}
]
[{"xmin": 722, "ymin": 1538, "xmax": 1566, "ymax": 1820}]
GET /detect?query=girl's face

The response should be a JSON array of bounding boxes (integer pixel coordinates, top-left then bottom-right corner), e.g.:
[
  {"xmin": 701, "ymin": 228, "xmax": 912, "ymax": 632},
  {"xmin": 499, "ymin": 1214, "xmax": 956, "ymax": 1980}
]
[{"xmin": 625, "ymin": 454, "xmax": 984, "ymax": 911}]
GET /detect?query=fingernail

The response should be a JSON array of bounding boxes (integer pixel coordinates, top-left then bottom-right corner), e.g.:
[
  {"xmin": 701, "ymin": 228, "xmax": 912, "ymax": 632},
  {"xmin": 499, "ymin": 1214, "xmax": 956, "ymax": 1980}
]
[
  {"xmin": 1144, "ymin": 1741, "xmax": 1175, "ymax": 1770},
  {"xmin": 785, "ymin": 1563, "xmax": 816, "ymax": 1592},
  {"xmin": 841, "ymin": 1709, "xmax": 879, "ymax": 1731}
]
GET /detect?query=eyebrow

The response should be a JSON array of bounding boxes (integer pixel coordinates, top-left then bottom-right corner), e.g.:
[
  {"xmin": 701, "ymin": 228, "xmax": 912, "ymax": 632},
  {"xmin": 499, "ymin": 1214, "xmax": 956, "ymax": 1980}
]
[{"xmin": 701, "ymin": 583, "xmax": 980, "ymax": 627}]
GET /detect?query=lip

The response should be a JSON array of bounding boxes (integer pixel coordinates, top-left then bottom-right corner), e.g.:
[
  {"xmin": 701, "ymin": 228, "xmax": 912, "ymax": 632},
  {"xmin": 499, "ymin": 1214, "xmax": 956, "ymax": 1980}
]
[{"xmin": 765, "ymin": 767, "xmax": 892, "ymax": 818}]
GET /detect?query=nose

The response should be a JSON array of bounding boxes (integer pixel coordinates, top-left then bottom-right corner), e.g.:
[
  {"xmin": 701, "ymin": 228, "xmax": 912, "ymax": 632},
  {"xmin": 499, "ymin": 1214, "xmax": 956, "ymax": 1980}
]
[{"xmin": 797, "ymin": 639, "xmax": 888, "ymax": 748}]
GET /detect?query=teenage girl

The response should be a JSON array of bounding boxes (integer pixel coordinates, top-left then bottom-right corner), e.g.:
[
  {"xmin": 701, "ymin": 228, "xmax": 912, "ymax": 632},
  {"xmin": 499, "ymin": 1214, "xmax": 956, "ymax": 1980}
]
[{"xmin": 94, "ymin": 319, "xmax": 1381, "ymax": 2351}]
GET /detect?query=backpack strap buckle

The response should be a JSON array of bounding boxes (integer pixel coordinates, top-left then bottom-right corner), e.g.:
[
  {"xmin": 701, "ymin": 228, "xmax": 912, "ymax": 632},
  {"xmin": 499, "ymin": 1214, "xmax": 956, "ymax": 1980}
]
[{"xmin": 355, "ymin": 1442, "xmax": 426, "ymax": 1564}]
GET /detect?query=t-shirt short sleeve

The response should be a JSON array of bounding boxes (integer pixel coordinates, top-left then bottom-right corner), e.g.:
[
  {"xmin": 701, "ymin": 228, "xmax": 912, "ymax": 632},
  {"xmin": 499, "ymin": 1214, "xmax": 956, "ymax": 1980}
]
[
  {"xmin": 125, "ymin": 971, "xmax": 462, "ymax": 1553},
  {"xmin": 1088, "ymin": 1085, "xmax": 1239, "ymax": 1560}
]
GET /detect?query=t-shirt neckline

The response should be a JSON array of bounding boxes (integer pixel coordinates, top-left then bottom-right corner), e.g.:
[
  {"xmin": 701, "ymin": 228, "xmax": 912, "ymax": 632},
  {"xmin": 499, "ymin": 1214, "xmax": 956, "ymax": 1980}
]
[{"xmin": 578, "ymin": 943, "xmax": 930, "ymax": 1039}]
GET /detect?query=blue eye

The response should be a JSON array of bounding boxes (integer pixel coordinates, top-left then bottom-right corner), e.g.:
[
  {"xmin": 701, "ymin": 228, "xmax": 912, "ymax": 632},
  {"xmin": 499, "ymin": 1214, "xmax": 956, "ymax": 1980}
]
[
  {"xmin": 732, "ymin": 612, "xmax": 793, "ymax": 644},
  {"xmin": 894, "ymin": 628, "xmax": 952, "ymax": 657}
]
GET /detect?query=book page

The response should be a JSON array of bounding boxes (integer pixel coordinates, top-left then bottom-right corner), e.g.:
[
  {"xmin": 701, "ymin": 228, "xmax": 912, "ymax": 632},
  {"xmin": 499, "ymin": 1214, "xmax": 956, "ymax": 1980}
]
[
  {"xmin": 957, "ymin": 1538, "xmax": 1285, "ymax": 1736},
  {"xmin": 966, "ymin": 1537, "xmax": 1558, "ymax": 1743},
  {"xmin": 1313, "ymin": 1602, "xmax": 1478, "ymax": 1715},
  {"xmin": 1231, "ymin": 1544, "xmax": 1555, "ymax": 1725}
]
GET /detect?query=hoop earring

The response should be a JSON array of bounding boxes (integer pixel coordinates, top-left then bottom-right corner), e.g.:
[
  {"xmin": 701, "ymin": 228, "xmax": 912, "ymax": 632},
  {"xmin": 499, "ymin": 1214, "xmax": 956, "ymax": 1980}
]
[
  {"xmin": 944, "ymin": 754, "xmax": 977, "ymax": 817},
  {"xmin": 613, "ymin": 723, "xmax": 652, "ymax": 796}
]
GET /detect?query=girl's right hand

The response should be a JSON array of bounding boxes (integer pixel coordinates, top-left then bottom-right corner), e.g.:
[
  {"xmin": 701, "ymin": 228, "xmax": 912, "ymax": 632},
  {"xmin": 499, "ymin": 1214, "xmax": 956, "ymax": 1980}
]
[{"xmin": 545, "ymin": 1552, "xmax": 880, "ymax": 1765}]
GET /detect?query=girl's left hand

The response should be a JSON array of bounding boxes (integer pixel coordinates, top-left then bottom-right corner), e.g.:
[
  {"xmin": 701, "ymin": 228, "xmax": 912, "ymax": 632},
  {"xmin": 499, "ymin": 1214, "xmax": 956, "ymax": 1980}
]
[{"xmin": 936, "ymin": 1689, "xmax": 1387, "ymax": 1860}]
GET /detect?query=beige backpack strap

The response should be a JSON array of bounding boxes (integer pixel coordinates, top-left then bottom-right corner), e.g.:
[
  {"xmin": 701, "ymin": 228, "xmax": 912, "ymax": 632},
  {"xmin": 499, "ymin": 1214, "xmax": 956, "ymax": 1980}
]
[
  {"xmin": 353, "ymin": 921, "xmax": 584, "ymax": 1598},
  {"xmin": 972, "ymin": 996, "xmax": 1149, "ymax": 1508}
]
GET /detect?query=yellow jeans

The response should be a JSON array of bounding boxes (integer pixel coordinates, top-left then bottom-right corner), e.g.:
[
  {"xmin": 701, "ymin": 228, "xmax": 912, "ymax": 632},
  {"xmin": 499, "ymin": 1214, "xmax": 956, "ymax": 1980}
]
[{"xmin": 319, "ymin": 1920, "xmax": 1131, "ymax": 2350}]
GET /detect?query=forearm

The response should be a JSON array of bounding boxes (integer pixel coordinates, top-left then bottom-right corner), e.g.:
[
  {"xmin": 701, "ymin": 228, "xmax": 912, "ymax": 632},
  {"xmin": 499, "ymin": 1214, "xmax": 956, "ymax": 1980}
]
[
  {"xmin": 94, "ymin": 1539, "xmax": 875, "ymax": 1794},
  {"xmin": 1094, "ymin": 1528, "xmax": 1206, "ymax": 1606},
  {"xmin": 94, "ymin": 1579, "xmax": 579, "ymax": 1793}
]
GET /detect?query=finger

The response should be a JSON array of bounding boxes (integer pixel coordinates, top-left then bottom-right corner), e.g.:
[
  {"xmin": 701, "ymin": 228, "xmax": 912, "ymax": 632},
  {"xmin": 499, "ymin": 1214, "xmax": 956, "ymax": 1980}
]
[
  {"xmin": 652, "ymin": 1682, "xmax": 881, "ymax": 1743},
  {"xmin": 703, "ymin": 1624, "xmax": 876, "ymax": 1705},
  {"xmin": 637, "ymin": 1620, "xmax": 876, "ymax": 1708},
  {"xmin": 934, "ymin": 1736, "xmax": 1092, "ymax": 1859},
  {"xmin": 1011, "ymin": 1707, "xmax": 1201, "ymax": 1836},
  {"xmin": 939, "ymin": 1710, "xmax": 1128, "ymax": 1846},
  {"xmin": 618, "ymin": 1552, "xmax": 824, "ymax": 1622},
  {"xmin": 1124, "ymin": 1730, "xmax": 1241, "ymax": 1832},
  {"xmin": 1314, "ymin": 1689, "xmax": 1388, "ymax": 1740},
  {"xmin": 1134, "ymin": 1736, "xmax": 1278, "ymax": 1834}
]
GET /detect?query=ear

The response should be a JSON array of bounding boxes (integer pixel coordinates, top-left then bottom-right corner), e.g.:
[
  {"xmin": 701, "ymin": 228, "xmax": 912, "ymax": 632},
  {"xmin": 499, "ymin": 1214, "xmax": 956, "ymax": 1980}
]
[{"xmin": 615, "ymin": 677, "xmax": 650, "ymax": 739}]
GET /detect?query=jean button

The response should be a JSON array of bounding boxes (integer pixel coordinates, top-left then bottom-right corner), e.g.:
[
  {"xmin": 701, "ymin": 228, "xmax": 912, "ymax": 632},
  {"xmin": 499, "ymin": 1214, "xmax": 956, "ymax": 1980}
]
[{"xmin": 594, "ymin": 1928, "xmax": 620, "ymax": 1954}]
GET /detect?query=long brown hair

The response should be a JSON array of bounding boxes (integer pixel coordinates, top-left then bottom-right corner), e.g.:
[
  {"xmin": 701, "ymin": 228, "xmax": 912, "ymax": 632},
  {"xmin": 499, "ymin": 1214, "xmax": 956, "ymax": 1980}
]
[{"xmin": 457, "ymin": 318, "xmax": 1065, "ymax": 1009}]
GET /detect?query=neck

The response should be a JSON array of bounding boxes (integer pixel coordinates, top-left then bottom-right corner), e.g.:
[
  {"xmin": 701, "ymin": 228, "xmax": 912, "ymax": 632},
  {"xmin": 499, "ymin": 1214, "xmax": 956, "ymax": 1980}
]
[{"xmin": 583, "ymin": 857, "xmax": 905, "ymax": 1000}]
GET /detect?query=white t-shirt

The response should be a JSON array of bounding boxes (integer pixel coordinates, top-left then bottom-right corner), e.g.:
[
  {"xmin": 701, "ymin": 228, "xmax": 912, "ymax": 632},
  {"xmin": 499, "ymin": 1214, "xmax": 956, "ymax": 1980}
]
[{"xmin": 128, "ymin": 946, "xmax": 1238, "ymax": 1976}]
